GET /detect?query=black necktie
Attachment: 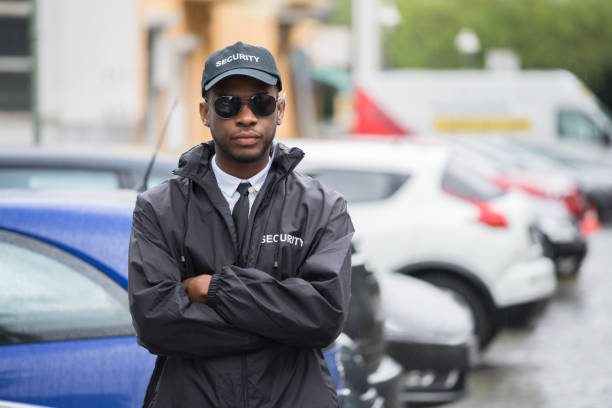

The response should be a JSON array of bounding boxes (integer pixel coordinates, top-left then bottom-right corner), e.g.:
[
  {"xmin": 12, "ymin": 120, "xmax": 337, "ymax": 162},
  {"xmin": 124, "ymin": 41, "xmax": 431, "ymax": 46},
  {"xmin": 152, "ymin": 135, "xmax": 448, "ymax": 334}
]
[{"xmin": 233, "ymin": 182, "xmax": 251, "ymax": 249}]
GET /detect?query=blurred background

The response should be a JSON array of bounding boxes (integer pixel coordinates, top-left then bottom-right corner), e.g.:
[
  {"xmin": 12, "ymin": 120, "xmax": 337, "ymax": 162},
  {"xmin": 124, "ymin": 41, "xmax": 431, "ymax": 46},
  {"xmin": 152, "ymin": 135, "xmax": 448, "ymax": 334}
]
[
  {"xmin": 2, "ymin": 0, "xmax": 611, "ymax": 148},
  {"xmin": 2, "ymin": 1, "xmax": 612, "ymax": 407}
]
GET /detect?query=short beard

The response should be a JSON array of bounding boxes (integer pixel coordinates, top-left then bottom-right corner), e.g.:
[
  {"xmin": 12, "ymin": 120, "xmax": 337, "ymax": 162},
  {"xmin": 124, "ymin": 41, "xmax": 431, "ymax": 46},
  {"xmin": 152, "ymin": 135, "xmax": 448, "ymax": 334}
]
[{"xmin": 212, "ymin": 129, "xmax": 275, "ymax": 164}]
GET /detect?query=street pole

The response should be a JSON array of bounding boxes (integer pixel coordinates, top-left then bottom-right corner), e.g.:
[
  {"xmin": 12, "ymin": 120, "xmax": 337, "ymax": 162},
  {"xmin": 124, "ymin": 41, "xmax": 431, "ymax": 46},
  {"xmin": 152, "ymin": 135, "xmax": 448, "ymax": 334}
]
[{"xmin": 352, "ymin": 0, "xmax": 381, "ymax": 81}]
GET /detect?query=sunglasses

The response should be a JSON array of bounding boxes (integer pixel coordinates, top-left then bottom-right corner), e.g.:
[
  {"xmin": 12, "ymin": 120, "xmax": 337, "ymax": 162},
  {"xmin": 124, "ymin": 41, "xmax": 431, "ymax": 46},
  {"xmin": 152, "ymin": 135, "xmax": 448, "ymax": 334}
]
[{"xmin": 210, "ymin": 94, "xmax": 279, "ymax": 119}]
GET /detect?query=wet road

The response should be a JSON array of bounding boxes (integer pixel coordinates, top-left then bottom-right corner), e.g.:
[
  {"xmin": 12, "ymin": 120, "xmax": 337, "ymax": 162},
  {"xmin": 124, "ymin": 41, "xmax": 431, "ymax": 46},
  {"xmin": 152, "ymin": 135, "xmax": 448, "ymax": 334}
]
[{"xmin": 446, "ymin": 227, "xmax": 612, "ymax": 408}]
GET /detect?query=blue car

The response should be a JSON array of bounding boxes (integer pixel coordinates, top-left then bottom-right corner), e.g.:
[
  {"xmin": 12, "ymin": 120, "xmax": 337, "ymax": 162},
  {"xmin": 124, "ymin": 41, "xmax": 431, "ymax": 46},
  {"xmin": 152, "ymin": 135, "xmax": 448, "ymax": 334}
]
[{"xmin": 0, "ymin": 190, "xmax": 349, "ymax": 407}]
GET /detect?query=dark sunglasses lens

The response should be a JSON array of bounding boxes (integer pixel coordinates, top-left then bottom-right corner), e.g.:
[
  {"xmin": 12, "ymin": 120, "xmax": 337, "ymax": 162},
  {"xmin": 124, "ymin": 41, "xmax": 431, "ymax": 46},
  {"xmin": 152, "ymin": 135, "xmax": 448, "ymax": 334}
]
[
  {"xmin": 214, "ymin": 97, "xmax": 242, "ymax": 118},
  {"xmin": 249, "ymin": 95, "xmax": 277, "ymax": 116}
]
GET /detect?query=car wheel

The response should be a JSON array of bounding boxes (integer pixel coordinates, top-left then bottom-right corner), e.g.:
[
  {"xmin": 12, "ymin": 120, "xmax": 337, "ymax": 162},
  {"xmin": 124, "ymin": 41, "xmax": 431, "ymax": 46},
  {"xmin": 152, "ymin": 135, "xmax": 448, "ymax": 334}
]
[{"xmin": 418, "ymin": 272, "xmax": 497, "ymax": 350}]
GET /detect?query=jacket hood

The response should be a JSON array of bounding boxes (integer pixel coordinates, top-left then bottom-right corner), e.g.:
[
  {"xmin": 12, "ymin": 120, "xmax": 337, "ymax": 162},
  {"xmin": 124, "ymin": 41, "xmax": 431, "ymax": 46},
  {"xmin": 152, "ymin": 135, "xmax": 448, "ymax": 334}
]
[{"xmin": 172, "ymin": 140, "xmax": 305, "ymax": 182}]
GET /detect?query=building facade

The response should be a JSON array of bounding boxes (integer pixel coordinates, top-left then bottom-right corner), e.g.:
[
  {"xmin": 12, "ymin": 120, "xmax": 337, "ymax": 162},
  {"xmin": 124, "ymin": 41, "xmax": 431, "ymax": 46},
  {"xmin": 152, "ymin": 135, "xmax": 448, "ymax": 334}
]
[{"xmin": 1, "ymin": 0, "xmax": 331, "ymax": 148}]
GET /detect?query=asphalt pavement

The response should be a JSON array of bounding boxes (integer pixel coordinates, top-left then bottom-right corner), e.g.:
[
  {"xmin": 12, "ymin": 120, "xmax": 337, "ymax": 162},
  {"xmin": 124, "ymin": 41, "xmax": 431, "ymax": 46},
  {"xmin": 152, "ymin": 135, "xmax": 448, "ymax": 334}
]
[{"xmin": 446, "ymin": 226, "xmax": 612, "ymax": 408}]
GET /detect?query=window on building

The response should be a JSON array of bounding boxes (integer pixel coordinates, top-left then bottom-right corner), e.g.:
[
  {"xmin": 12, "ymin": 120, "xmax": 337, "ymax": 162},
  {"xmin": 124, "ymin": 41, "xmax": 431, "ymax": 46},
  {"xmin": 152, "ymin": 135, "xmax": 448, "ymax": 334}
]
[{"xmin": 0, "ymin": 1, "xmax": 32, "ymax": 111}]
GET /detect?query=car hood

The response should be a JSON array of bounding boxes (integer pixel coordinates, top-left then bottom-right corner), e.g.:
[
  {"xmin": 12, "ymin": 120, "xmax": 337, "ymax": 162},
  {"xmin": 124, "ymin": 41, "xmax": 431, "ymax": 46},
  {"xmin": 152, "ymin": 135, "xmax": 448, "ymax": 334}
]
[{"xmin": 377, "ymin": 271, "xmax": 474, "ymax": 346}]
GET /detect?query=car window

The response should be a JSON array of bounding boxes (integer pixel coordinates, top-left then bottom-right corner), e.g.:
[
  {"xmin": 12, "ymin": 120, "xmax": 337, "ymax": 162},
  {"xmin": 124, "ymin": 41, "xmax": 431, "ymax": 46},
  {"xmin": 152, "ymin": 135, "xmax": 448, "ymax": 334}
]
[
  {"xmin": 0, "ymin": 230, "xmax": 134, "ymax": 345},
  {"xmin": 442, "ymin": 158, "xmax": 504, "ymax": 201},
  {"xmin": 308, "ymin": 169, "xmax": 409, "ymax": 203},
  {"xmin": 0, "ymin": 168, "xmax": 120, "ymax": 189},
  {"xmin": 557, "ymin": 110, "xmax": 603, "ymax": 143}
]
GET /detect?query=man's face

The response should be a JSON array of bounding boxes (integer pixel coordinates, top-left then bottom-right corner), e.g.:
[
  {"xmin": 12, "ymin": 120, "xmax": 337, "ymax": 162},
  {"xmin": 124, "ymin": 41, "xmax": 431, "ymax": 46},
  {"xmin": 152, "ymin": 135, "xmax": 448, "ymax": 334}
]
[{"xmin": 200, "ymin": 75, "xmax": 285, "ymax": 165}]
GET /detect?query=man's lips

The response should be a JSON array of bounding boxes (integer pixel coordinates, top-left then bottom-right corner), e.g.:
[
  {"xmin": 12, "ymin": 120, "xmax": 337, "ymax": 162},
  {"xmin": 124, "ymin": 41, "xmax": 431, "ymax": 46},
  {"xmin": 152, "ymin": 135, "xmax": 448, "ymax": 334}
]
[{"xmin": 232, "ymin": 133, "xmax": 261, "ymax": 147}]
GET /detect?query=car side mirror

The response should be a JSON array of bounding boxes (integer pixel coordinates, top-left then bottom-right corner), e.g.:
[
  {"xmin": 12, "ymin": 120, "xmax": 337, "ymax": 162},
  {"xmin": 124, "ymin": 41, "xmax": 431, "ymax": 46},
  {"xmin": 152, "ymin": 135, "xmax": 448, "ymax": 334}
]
[{"xmin": 602, "ymin": 131, "xmax": 611, "ymax": 148}]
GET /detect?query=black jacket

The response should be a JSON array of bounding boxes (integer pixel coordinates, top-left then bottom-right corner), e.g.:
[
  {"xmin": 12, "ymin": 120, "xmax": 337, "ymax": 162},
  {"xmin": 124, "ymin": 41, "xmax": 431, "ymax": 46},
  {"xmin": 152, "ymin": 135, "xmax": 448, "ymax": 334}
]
[{"xmin": 128, "ymin": 141, "xmax": 354, "ymax": 408}]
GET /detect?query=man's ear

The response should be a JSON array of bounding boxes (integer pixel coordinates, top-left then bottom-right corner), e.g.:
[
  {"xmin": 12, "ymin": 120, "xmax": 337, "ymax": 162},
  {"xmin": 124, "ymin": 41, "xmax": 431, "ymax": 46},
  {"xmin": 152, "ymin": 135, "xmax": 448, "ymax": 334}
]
[
  {"xmin": 276, "ymin": 93, "xmax": 286, "ymax": 125},
  {"xmin": 199, "ymin": 101, "xmax": 210, "ymax": 127}
]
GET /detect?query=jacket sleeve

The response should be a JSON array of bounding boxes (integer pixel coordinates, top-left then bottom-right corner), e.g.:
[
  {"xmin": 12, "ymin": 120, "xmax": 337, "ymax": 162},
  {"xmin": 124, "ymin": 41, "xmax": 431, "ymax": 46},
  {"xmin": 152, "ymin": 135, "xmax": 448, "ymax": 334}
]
[
  {"xmin": 206, "ymin": 197, "xmax": 354, "ymax": 349},
  {"xmin": 128, "ymin": 193, "xmax": 268, "ymax": 358}
]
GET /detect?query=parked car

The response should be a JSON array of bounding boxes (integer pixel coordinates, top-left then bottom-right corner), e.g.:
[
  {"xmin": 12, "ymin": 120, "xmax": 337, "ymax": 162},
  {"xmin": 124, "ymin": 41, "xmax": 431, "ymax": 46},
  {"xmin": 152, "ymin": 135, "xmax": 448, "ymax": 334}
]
[
  {"xmin": 376, "ymin": 271, "xmax": 474, "ymax": 405},
  {"xmin": 436, "ymin": 136, "xmax": 590, "ymax": 222},
  {"xmin": 294, "ymin": 138, "xmax": 557, "ymax": 349},
  {"xmin": 527, "ymin": 197, "xmax": 588, "ymax": 278},
  {"xmin": 335, "ymin": 334, "xmax": 385, "ymax": 408},
  {"xmin": 0, "ymin": 190, "xmax": 377, "ymax": 408},
  {"xmin": 345, "ymin": 249, "xmax": 404, "ymax": 407},
  {"xmin": 345, "ymin": 247, "xmax": 473, "ymax": 406},
  {"xmin": 0, "ymin": 147, "xmax": 177, "ymax": 191},
  {"xmin": 0, "ymin": 191, "xmax": 154, "ymax": 408},
  {"xmin": 499, "ymin": 139, "xmax": 612, "ymax": 225},
  {"xmin": 431, "ymin": 136, "xmax": 589, "ymax": 277}
]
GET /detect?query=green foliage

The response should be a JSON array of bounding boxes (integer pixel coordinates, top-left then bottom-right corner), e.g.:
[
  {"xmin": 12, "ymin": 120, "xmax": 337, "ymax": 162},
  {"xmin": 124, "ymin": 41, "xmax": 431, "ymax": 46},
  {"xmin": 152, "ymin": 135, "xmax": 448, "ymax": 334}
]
[
  {"xmin": 328, "ymin": 0, "xmax": 352, "ymax": 26},
  {"xmin": 384, "ymin": 0, "xmax": 612, "ymax": 105}
]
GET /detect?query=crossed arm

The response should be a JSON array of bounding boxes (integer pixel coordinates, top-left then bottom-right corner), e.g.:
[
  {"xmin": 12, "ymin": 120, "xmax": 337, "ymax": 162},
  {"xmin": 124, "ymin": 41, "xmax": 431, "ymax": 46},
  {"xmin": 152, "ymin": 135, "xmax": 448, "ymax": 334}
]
[{"xmin": 128, "ymin": 194, "xmax": 353, "ymax": 358}]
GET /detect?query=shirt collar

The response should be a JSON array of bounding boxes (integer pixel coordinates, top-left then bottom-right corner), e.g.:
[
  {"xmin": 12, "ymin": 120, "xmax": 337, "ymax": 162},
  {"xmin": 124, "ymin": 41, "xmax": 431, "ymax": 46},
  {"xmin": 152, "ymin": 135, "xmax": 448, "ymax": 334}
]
[{"xmin": 211, "ymin": 143, "xmax": 274, "ymax": 197}]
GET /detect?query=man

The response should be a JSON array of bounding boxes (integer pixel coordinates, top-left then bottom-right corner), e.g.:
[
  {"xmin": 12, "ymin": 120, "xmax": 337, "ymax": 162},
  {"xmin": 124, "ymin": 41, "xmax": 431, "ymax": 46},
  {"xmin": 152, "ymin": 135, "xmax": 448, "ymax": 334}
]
[{"xmin": 128, "ymin": 41, "xmax": 354, "ymax": 408}]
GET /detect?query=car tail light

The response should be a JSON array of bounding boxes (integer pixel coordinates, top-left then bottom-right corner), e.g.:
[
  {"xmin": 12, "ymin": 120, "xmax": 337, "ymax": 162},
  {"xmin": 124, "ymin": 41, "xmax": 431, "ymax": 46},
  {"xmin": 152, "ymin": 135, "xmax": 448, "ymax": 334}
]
[
  {"xmin": 475, "ymin": 201, "xmax": 509, "ymax": 228},
  {"xmin": 580, "ymin": 205, "xmax": 600, "ymax": 237},
  {"xmin": 443, "ymin": 188, "xmax": 509, "ymax": 228},
  {"xmin": 563, "ymin": 187, "xmax": 586, "ymax": 220}
]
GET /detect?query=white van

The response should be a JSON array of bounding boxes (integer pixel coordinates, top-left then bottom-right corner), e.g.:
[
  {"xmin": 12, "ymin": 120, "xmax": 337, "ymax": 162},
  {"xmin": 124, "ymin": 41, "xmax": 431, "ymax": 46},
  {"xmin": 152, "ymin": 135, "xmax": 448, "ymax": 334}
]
[{"xmin": 355, "ymin": 69, "xmax": 612, "ymax": 158}]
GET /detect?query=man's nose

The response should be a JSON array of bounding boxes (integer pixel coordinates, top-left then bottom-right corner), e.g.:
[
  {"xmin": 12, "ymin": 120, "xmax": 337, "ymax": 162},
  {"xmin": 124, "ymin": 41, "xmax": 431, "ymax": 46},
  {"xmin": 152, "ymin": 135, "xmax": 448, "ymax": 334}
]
[{"xmin": 236, "ymin": 102, "xmax": 257, "ymax": 126}]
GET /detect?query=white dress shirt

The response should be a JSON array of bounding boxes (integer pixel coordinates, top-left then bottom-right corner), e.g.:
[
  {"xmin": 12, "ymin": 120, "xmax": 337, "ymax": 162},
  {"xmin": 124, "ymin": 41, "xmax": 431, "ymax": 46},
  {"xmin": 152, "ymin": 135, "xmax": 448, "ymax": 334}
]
[{"xmin": 211, "ymin": 145, "xmax": 274, "ymax": 215}]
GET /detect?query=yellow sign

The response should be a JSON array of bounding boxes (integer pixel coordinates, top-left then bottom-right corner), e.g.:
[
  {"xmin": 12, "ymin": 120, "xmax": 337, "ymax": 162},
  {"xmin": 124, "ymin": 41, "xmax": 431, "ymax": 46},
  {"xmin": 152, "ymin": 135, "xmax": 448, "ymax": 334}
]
[{"xmin": 434, "ymin": 117, "xmax": 531, "ymax": 132}]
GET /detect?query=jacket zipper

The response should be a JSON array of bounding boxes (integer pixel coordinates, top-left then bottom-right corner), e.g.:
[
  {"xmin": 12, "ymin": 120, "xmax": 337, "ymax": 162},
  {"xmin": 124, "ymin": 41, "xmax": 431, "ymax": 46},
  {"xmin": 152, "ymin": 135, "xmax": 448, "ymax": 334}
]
[
  {"xmin": 242, "ymin": 354, "xmax": 248, "ymax": 408},
  {"xmin": 238, "ymin": 177, "xmax": 286, "ymax": 408}
]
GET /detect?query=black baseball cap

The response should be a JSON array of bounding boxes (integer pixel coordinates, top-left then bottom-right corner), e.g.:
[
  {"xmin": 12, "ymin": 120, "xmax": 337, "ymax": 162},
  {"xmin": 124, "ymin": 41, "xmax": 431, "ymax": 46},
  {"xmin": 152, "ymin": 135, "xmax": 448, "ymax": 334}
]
[{"xmin": 201, "ymin": 41, "xmax": 282, "ymax": 97}]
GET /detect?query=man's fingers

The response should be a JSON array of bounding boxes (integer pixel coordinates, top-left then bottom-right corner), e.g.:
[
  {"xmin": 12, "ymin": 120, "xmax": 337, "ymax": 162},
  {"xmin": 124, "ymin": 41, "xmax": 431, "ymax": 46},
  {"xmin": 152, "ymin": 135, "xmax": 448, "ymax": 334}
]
[{"xmin": 183, "ymin": 275, "xmax": 211, "ymax": 303}]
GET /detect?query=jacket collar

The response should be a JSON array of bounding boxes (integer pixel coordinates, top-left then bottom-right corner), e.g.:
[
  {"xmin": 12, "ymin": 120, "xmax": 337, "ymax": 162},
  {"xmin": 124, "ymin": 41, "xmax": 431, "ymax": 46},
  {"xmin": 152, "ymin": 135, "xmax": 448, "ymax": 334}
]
[{"xmin": 172, "ymin": 140, "xmax": 305, "ymax": 183}]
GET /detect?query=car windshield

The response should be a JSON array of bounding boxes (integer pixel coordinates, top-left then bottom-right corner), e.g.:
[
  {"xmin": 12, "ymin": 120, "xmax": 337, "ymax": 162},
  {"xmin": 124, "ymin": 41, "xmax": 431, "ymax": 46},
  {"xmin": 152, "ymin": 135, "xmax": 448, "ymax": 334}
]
[{"xmin": 595, "ymin": 97, "xmax": 612, "ymax": 133}]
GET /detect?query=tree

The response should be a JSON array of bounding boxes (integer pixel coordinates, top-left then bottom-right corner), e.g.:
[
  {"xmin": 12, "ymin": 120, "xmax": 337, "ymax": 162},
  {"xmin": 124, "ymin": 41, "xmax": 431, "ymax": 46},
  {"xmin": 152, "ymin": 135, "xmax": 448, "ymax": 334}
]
[{"xmin": 383, "ymin": 0, "xmax": 612, "ymax": 107}]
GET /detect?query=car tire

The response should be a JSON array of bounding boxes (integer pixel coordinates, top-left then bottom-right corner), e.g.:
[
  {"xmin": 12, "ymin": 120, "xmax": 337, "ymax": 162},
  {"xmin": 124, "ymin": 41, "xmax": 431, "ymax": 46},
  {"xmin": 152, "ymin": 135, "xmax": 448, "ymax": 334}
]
[{"xmin": 417, "ymin": 272, "xmax": 497, "ymax": 350}]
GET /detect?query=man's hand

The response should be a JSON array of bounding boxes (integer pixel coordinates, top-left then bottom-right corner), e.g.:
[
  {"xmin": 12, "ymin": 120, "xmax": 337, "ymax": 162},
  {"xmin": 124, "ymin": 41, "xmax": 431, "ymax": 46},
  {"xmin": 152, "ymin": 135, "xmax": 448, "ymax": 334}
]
[{"xmin": 183, "ymin": 274, "xmax": 212, "ymax": 303}]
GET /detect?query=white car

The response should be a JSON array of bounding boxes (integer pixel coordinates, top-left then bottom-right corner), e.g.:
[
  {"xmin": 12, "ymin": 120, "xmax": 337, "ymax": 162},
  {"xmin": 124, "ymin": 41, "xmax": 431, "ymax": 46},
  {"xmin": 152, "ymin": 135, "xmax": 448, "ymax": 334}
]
[
  {"xmin": 430, "ymin": 136, "xmax": 589, "ymax": 277},
  {"xmin": 350, "ymin": 248, "xmax": 474, "ymax": 405},
  {"xmin": 293, "ymin": 138, "xmax": 556, "ymax": 348},
  {"xmin": 375, "ymin": 269, "xmax": 475, "ymax": 404}
]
